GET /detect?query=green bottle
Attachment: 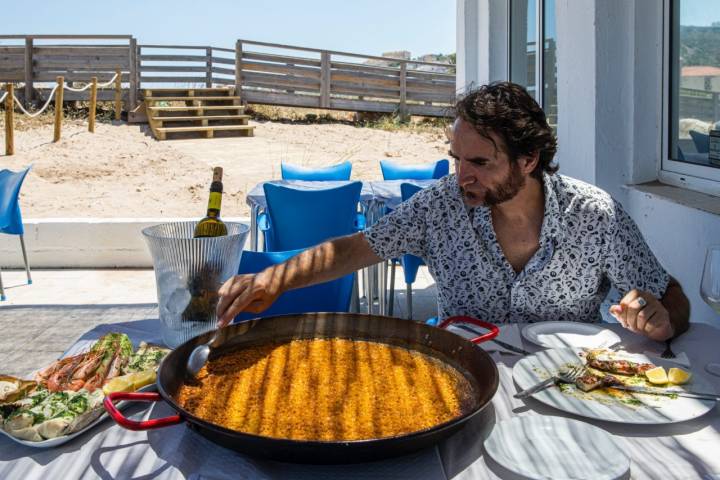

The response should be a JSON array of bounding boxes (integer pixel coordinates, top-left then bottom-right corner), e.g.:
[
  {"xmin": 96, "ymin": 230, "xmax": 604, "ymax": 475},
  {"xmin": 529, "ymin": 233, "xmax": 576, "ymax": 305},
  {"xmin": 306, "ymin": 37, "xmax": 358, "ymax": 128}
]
[{"xmin": 193, "ymin": 167, "xmax": 228, "ymax": 238}]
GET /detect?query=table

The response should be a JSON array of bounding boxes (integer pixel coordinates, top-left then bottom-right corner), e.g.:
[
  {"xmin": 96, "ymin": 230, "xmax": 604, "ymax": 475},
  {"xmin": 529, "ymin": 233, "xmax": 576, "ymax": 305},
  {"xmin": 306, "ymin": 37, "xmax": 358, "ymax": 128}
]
[
  {"xmin": 245, "ymin": 179, "xmax": 437, "ymax": 315},
  {"xmin": 2, "ymin": 305, "xmax": 719, "ymax": 479}
]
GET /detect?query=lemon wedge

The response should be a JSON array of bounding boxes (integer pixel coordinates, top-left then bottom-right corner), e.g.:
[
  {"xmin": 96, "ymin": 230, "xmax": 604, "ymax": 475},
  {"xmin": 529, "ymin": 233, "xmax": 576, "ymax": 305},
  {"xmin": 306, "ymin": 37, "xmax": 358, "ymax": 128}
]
[
  {"xmin": 668, "ymin": 367, "xmax": 692, "ymax": 385},
  {"xmin": 102, "ymin": 376, "xmax": 133, "ymax": 395},
  {"xmin": 102, "ymin": 370, "xmax": 156, "ymax": 395},
  {"xmin": 128, "ymin": 369, "xmax": 156, "ymax": 390},
  {"xmin": 645, "ymin": 366, "xmax": 668, "ymax": 385}
]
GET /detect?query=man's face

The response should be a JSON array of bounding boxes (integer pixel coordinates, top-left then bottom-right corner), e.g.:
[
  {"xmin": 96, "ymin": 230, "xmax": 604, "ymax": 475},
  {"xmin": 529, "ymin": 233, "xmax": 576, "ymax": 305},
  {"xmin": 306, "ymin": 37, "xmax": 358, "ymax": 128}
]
[{"xmin": 449, "ymin": 119, "xmax": 526, "ymax": 208}]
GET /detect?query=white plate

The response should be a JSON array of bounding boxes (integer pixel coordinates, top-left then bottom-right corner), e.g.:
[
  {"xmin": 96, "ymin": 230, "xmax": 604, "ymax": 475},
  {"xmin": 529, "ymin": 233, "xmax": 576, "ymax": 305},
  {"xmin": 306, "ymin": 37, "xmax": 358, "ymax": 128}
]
[
  {"xmin": 522, "ymin": 321, "xmax": 621, "ymax": 350},
  {"xmin": 513, "ymin": 348, "xmax": 717, "ymax": 425},
  {"xmin": 0, "ymin": 383, "xmax": 156, "ymax": 448},
  {"xmin": 484, "ymin": 416, "xmax": 630, "ymax": 480}
]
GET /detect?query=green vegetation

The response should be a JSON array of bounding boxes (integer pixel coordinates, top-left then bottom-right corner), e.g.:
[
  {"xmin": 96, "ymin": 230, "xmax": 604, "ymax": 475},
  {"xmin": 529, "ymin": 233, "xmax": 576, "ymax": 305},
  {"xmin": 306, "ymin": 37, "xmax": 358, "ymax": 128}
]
[{"xmin": 681, "ymin": 25, "xmax": 720, "ymax": 67}]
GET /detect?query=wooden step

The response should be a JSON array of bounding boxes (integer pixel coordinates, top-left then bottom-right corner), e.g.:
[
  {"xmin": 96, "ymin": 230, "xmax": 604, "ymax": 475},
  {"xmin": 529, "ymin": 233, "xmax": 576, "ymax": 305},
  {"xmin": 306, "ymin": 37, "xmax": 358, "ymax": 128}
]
[
  {"xmin": 148, "ymin": 105, "xmax": 245, "ymax": 112},
  {"xmin": 152, "ymin": 114, "xmax": 250, "ymax": 122},
  {"xmin": 155, "ymin": 124, "xmax": 255, "ymax": 140},
  {"xmin": 143, "ymin": 87, "xmax": 232, "ymax": 97},
  {"xmin": 145, "ymin": 96, "xmax": 241, "ymax": 102}
]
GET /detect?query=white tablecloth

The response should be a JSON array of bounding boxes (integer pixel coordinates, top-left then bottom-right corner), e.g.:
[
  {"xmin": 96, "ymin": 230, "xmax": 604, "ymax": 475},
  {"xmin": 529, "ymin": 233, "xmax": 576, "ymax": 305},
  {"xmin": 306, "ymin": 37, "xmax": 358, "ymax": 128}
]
[{"xmin": 1, "ymin": 316, "xmax": 719, "ymax": 479}]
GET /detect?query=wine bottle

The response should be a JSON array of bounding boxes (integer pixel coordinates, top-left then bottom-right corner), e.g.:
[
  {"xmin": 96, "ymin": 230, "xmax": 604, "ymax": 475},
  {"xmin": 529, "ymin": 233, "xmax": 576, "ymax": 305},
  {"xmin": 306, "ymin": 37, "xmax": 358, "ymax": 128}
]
[{"xmin": 193, "ymin": 167, "xmax": 228, "ymax": 238}]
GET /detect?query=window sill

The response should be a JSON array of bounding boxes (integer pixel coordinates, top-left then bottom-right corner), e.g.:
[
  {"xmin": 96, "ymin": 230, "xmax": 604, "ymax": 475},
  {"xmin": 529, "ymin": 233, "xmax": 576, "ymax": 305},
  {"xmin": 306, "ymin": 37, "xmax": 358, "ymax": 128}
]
[{"xmin": 623, "ymin": 181, "xmax": 720, "ymax": 216}]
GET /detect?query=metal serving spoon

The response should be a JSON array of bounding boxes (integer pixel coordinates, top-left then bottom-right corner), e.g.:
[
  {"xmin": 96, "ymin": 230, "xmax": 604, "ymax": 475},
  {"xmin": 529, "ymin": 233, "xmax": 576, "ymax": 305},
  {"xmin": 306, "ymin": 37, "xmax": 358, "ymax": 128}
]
[{"xmin": 186, "ymin": 329, "xmax": 224, "ymax": 378}]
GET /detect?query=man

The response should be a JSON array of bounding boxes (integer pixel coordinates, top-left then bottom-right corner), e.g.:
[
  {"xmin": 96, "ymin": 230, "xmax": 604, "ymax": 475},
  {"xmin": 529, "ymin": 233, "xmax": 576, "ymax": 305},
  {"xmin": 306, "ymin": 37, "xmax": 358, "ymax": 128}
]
[{"xmin": 217, "ymin": 82, "xmax": 689, "ymax": 342}]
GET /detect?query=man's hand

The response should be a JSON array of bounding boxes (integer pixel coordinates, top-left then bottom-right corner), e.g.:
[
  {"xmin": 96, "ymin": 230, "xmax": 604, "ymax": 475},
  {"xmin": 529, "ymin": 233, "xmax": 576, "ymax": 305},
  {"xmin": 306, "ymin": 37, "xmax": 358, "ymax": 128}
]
[
  {"xmin": 216, "ymin": 272, "xmax": 280, "ymax": 328},
  {"xmin": 609, "ymin": 289, "xmax": 674, "ymax": 341}
]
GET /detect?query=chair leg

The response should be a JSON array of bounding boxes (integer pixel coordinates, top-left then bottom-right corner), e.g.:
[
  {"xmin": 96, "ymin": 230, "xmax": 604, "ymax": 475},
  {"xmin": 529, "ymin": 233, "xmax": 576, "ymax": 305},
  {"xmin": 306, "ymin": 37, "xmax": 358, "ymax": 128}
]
[
  {"xmin": 388, "ymin": 260, "xmax": 396, "ymax": 316},
  {"xmin": 0, "ymin": 266, "xmax": 5, "ymax": 301},
  {"xmin": 350, "ymin": 272, "xmax": 360, "ymax": 313},
  {"xmin": 406, "ymin": 283, "xmax": 412, "ymax": 321},
  {"xmin": 19, "ymin": 235, "xmax": 31, "ymax": 284}
]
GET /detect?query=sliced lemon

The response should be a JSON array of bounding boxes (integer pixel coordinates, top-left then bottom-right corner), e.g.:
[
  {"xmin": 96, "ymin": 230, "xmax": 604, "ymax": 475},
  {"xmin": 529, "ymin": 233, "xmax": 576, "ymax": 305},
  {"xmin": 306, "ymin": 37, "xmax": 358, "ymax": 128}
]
[
  {"xmin": 668, "ymin": 367, "xmax": 692, "ymax": 385},
  {"xmin": 645, "ymin": 366, "xmax": 668, "ymax": 385},
  {"xmin": 128, "ymin": 370, "xmax": 156, "ymax": 390},
  {"xmin": 102, "ymin": 376, "xmax": 133, "ymax": 395}
]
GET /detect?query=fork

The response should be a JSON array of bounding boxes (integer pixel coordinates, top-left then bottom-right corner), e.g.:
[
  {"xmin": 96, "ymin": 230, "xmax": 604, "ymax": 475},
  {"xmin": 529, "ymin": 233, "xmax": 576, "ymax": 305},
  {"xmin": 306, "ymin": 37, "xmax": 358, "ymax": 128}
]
[
  {"xmin": 514, "ymin": 365, "xmax": 585, "ymax": 399},
  {"xmin": 661, "ymin": 339, "xmax": 676, "ymax": 359}
]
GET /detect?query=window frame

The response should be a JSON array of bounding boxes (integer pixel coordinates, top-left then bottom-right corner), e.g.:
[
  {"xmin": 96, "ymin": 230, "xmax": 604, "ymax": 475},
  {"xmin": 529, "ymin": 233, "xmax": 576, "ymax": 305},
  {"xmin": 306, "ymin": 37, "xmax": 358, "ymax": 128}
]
[
  {"xmin": 507, "ymin": 0, "xmax": 556, "ymax": 117},
  {"xmin": 660, "ymin": 0, "xmax": 720, "ymax": 197}
]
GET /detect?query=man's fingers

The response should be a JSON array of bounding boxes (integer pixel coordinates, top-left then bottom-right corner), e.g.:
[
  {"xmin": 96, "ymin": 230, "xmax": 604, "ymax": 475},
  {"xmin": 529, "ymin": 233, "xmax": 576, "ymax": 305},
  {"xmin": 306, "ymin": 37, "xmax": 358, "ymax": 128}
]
[
  {"xmin": 609, "ymin": 304, "xmax": 627, "ymax": 328},
  {"xmin": 635, "ymin": 304, "xmax": 657, "ymax": 332}
]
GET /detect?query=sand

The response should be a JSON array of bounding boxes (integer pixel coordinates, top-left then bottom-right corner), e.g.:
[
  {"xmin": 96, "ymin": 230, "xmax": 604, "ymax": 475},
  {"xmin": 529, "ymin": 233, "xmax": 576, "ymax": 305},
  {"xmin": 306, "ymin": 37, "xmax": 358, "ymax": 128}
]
[{"xmin": 1, "ymin": 119, "xmax": 449, "ymax": 218}]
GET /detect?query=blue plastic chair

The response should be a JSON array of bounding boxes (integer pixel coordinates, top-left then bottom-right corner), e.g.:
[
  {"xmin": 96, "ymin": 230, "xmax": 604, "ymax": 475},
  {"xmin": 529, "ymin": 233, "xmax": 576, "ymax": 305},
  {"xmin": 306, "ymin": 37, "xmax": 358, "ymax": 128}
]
[
  {"xmin": 280, "ymin": 161, "xmax": 352, "ymax": 181},
  {"xmin": 379, "ymin": 158, "xmax": 449, "ymax": 180},
  {"xmin": 689, "ymin": 130, "xmax": 710, "ymax": 154},
  {"xmin": 259, "ymin": 181, "xmax": 364, "ymax": 252},
  {"xmin": 0, "ymin": 166, "xmax": 33, "ymax": 301},
  {"xmin": 233, "ymin": 249, "xmax": 355, "ymax": 323}
]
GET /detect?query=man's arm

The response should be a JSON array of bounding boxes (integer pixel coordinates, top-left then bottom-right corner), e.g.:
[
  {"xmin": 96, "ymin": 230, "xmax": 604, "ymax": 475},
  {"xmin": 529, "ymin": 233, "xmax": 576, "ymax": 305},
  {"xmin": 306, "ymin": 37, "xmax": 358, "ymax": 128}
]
[{"xmin": 216, "ymin": 233, "xmax": 381, "ymax": 326}]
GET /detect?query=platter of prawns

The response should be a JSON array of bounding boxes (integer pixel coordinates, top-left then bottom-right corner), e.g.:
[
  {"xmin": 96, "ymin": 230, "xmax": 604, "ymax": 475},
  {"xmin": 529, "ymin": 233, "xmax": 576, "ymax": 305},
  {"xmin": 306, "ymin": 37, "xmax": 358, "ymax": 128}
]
[{"xmin": 0, "ymin": 333, "xmax": 169, "ymax": 447}]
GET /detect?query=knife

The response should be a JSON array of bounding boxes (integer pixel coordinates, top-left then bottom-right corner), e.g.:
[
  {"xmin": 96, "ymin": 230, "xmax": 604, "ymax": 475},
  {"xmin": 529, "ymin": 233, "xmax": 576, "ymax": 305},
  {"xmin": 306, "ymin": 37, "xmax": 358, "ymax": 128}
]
[
  {"xmin": 455, "ymin": 324, "xmax": 532, "ymax": 355},
  {"xmin": 607, "ymin": 384, "xmax": 719, "ymax": 401}
]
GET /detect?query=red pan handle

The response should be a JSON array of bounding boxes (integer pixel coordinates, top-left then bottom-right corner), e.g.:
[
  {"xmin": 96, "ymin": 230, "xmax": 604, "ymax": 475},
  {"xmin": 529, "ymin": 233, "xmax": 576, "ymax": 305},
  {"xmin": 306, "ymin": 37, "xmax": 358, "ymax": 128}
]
[
  {"xmin": 438, "ymin": 316, "xmax": 500, "ymax": 344},
  {"xmin": 103, "ymin": 391, "xmax": 183, "ymax": 431}
]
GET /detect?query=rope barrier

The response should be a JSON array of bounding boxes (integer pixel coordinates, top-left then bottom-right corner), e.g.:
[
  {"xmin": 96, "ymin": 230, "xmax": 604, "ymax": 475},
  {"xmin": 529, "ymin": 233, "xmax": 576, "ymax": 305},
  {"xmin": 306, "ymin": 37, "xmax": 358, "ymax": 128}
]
[
  {"xmin": 0, "ymin": 92, "xmax": 7, "ymax": 105},
  {"xmin": 13, "ymin": 85, "xmax": 59, "ymax": 118},
  {"xmin": 63, "ymin": 72, "xmax": 119, "ymax": 92}
]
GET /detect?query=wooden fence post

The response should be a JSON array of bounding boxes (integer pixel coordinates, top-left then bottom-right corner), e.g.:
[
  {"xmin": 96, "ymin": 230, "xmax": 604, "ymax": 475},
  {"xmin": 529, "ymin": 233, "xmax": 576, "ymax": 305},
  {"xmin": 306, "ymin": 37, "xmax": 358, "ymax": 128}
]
[
  {"xmin": 5, "ymin": 83, "xmax": 14, "ymax": 156},
  {"xmin": 235, "ymin": 40, "xmax": 243, "ymax": 101},
  {"xmin": 129, "ymin": 37, "xmax": 138, "ymax": 111},
  {"xmin": 399, "ymin": 61, "xmax": 408, "ymax": 121},
  {"xmin": 320, "ymin": 51, "xmax": 330, "ymax": 109},
  {"xmin": 114, "ymin": 67, "xmax": 122, "ymax": 120},
  {"xmin": 89, "ymin": 76, "xmax": 98, "ymax": 133},
  {"xmin": 24, "ymin": 37, "xmax": 33, "ymax": 104},
  {"xmin": 206, "ymin": 47, "xmax": 213, "ymax": 88},
  {"xmin": 54, "ymin": 76, "xmax": 64, "ymax": 142}
]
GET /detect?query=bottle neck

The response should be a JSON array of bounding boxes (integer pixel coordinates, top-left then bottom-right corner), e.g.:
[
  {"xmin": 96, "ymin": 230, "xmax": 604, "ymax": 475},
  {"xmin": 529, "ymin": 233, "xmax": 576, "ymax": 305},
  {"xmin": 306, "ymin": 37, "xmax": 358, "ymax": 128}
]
[{"xmin": 206, "ymin": 190, "xmax": 222, "ymax": 218}]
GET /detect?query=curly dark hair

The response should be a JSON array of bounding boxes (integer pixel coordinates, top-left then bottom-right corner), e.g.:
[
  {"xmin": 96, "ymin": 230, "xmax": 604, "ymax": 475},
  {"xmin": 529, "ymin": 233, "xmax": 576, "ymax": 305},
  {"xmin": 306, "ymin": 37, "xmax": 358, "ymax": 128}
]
[{"xmin": 453, "ymin": 82, "xmax": 558, "ymax": 179}]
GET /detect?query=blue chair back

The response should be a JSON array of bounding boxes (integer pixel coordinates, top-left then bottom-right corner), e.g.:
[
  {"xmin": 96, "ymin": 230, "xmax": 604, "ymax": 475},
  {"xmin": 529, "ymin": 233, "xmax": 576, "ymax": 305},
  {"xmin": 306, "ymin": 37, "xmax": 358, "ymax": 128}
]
[
  {"xmin": 262, "ymin": 181, "xmax": 362, "ymax": 251},
  {"xmin": 689, "ymin": 130, "xmax": 710, "ymax": 154},
  {"xmin": 233, "ymin": 249, "xmax": 354, "ymax": 322},
  {"xmin": 0, "ymin": 166, "xmax": 31, "ymax": 235},
  {"xmin": 281, "ymin": 161, "xmax": 352, "ymax": 181},
  {"xmin": 380, "ymin": 159, "xmax": 449, "ymax": 180}
]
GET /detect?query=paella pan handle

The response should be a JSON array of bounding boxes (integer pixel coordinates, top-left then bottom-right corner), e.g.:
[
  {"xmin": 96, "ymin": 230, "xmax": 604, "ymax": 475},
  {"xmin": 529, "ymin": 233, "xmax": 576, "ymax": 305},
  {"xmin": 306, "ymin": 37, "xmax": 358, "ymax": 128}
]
[
  {"xmin": 438, "ymin": 316, "xmax": 500, "ymax": 344},
  {"xmin": 103, "ymin": 392, "xmax": 183, "ymax": 431}
]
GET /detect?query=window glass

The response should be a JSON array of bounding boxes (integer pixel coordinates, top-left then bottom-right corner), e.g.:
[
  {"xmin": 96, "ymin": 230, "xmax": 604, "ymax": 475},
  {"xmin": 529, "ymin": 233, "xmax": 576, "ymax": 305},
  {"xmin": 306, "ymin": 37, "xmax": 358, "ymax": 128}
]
[
  {"xmin": 543, "ymin": 0, "xmax": 557, "ymax": 130},
  {"xmin": 670, "ymin": 0, "xmax": 720, "ymax": 168}
]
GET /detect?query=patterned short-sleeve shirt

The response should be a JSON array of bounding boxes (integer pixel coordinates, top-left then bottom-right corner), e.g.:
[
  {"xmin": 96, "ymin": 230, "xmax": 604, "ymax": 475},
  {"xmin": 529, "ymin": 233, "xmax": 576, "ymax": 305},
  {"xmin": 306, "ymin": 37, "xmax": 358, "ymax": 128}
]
[{"xmin": 364, "ymin": 173, "xmax": 670, "ymax": 323}]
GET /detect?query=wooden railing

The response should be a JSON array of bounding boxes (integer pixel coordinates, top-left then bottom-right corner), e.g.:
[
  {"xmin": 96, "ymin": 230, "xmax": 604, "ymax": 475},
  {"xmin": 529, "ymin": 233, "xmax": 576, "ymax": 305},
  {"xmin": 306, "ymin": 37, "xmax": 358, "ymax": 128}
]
[
  {"xmin": 1, "ymin": 35, "xmax": 457, "ymax": 118},
  {"xmin": 0, "ymin": 35, "xmax": 137, "ymax": 108},
  {"xmin": 234, "ymin": 39, "xmax": 456, "ymax": 117}
]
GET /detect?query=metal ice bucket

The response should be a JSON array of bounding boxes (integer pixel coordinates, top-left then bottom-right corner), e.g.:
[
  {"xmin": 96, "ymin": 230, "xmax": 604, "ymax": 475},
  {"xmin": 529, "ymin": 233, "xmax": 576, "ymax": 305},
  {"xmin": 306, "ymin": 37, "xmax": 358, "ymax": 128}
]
[{"xmin": 142, "ymin": 221, "xmax": 249, "ymax": 348}]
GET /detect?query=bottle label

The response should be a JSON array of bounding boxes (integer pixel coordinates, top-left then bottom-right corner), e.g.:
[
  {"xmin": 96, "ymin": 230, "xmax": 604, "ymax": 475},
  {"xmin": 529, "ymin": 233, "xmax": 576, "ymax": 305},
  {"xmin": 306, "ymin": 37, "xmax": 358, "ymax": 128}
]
[{"xmin": 208, "ymin": 191, "xmax": 222, "ymax": 211}]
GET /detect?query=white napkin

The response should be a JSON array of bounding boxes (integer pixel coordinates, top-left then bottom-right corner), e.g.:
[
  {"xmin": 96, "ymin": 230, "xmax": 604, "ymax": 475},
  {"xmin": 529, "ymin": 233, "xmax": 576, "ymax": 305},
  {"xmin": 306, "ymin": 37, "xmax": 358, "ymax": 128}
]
[{"xmin": 539, "ymin": 329, "xmax": 620, "ymax": 350}]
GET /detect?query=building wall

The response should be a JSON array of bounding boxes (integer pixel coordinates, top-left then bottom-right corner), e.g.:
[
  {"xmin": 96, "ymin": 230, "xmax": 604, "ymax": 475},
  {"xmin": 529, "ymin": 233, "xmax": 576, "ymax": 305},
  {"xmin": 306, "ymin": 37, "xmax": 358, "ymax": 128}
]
[{"xmin": 457, "ymin": 0, "xmax": 720, "ymax": 324}]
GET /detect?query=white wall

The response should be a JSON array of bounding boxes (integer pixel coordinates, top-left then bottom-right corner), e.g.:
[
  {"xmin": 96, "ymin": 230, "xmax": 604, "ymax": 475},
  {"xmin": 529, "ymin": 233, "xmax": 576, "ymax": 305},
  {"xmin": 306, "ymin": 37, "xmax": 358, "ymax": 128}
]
[
  {"xmin": 458, "ymin": 0, "xmax": 720, "ymax": 324},
  {"xmin": 0, "ymin": 218, "xmax": 250, "ymax": 269}
]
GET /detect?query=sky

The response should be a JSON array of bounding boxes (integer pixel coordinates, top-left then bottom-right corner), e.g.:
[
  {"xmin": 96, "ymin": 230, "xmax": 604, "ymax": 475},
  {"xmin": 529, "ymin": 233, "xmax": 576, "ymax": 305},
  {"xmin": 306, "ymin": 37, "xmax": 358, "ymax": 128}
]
[
  {"xmin": 1, "ymin": 0, "xmax": 457, "ymax": 58},
  {"xmin": 681, "ymin": 0, "xmax": 720, "ymax": 27}
]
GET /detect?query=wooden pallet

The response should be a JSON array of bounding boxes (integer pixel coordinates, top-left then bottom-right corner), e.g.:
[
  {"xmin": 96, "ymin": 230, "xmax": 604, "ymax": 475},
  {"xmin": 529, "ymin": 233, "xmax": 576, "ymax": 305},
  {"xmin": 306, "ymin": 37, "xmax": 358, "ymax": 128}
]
[{"xmin": 144, "ymin": 88, "xmax": 255, "ymax": 140}]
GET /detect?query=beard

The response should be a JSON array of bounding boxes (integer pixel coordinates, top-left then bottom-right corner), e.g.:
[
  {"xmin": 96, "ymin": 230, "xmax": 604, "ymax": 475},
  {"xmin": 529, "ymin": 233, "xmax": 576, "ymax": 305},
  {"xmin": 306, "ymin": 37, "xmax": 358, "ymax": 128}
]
[{"xmin": 461, "ymin": 162, "xmax": 527, "ymax": 206}]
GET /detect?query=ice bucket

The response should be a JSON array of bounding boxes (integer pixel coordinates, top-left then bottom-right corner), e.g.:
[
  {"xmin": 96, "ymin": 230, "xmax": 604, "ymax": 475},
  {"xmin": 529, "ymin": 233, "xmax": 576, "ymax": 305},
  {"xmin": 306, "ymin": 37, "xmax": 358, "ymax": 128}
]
[{"xmin": 142, "ymin": 221, "xmax": 249, "ymax": 348}]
